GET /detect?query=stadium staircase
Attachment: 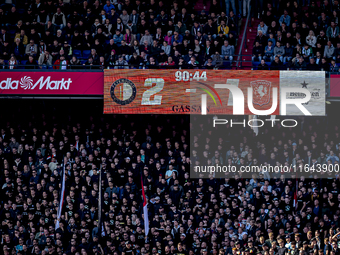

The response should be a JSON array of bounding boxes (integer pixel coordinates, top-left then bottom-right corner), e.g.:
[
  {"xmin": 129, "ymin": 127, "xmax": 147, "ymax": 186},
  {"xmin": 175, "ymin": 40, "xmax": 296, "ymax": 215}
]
[
  {"xmin": 234, "ymin": 18, "xmax": 260, "ymax": 70},
  {"xmin": 194, "ymin": 0, "xmax": 211, "ymax": 12}
]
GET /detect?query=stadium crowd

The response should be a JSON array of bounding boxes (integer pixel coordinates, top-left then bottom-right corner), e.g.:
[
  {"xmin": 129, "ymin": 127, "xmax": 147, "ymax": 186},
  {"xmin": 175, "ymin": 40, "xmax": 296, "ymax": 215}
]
[
  {"xmin": 1, "ymin": 99, "xmax": 340, "ymax": 255},
  {"xmin": 0, "ymin": 0, "xmax": 245, "ymax": 69},
  {"xmin": 252, "ymin": 0, "xmax": 340, "ymax": 71}
]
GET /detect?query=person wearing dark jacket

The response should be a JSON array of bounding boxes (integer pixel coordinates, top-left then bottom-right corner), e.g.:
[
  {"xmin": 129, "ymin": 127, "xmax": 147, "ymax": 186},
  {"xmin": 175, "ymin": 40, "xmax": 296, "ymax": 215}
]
[
  {"xmin": 294, "ymin": 57, "xmax": 307, "ymax": 70},
  {"xmin": 284, "ymin": 43, "xmax": 294, "ymax": 62},
  {"xmin": 307, "ymin": 58, "xmax": 321, "ymax": 70},
  {"xmin": 25, "ymin": 55, "xmax": 37, "ymax": 69},
  {"xmin": 271, "ymin": 56, "xmax": 283, "ymax": 70},
  {"xmin": 252, "ymin": 41, "xmax": 263, "ymax": 61},
  {"xmin": 257, "ymin": 59, "xmax": 269, "ymax": 70}
]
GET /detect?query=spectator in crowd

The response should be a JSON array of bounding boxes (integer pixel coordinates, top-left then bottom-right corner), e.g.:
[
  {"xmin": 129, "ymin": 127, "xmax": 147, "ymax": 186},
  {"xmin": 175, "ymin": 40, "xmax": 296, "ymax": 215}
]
[
  {"xmin": 252, "ymin": 41, "xmax": 263, "ymax": 62},
  {"xmin": 26, "ymin": 55, "xmax": 37, "ymax": 69},
  {"xmin": 324, "ymin": 41, "xmax": 335, "ymax": 60},
  {"xmin": 53, "ymin": 55, "xmax": 69, "ymax": 70},
  {"xmin": 273, "ymin": 41, "xmax": 285, "ymax": 62},
  {"xmin": 257, "ymin": 59, "xmax": 269, "ymax": 70},
  {"xmin": 38, "ymin": 50, "xmax": 53, "ymax": 68},
  {"xmin": 114, "ymin": 55, "xmax": 129, "ymax": 69},
  {"xmin": 221, "ymin": 40, "xmax": 234, "ymax": 61}
]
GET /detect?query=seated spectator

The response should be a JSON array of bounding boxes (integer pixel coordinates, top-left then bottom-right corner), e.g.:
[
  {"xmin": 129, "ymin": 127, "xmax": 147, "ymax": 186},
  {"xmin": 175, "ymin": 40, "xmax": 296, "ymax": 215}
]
[
  {"xmin": 8, "ymin": 55, "xmax": 18, "ymax": 70},
  {"xmin": 274, "ymin": 42, "xmax": 285, "ymax": 62},
  {"xmin": 306, "ymin": 30, "xmax": 317, "ymax": 48},
  {"xmin": 25, "ymin": 55, "xmax": 37, "ymax": 69},
  {"xmin": 124, "ymin": 28, "xmax": 136, "ymax": 46},
  {"xmin": 0, "ymin": 56, "xmax": 6, "ymax": 69},
  {"xmin": 83, "ymin": 56, "xmax": 96, "ymax": 69},
  {"xmin": 221, "ymin": 40, "xmax": 234, "ymax": 61},
  {"xmin": 324, "ymin": 41, "xmax": 335, "ymax": 60},
  {"xmin": 187, "ymin": 56, "xmax": 200, "ymax": 68},
  {"xmin": 284, "ymin": 43, "xmax": 293, "ymax": 62},
  {"xmin": 14, "ymin": 30, "xmax": 28, "ymax": 46},
  {"xmin": 171, "ymin": 31, "xmax": 183, "ymax": 45},
  {"xmin": 211, "ymin": 51, "xmax": 223, "ymax": 68},
  {"xmin": 38, "ymin": 51, "xmax": 53, "ymax": 68},
  {"xmin": 99, "ymin": 56, "xmax": 106, "ymax": 70},
  {"xmin": 254, "ymin": 30, "xmax": 267, "ymax": 48},
  {"xmin": 119, "ymin": 40, "xmax": 132, "ymax": 60},
  {"xmin": 327, "ymin": 21, "xmax": 339, "ymax": 45},
  {"xmin": 271, "ymin": 56, "xmax": 283, "ymax": 70},
  {"xmin": 257, "ymin": 20, "xmax": 268, "ymax": 36},
  {"xmin": 257, "ymin": 59, "xmax": 269, "ymax": 70},
  {"xmin": 330, "ymin": 59, "xmax": 340, "ymax": 72},
  {"xmin": 307, "ymin": 58, "xmax": 320, "ymax": 70},
  {"xmin": 302, "ymin": 44, "xmax": 313, "ymax": 60},
  {"xmin": 334, "ymin": 42, "xmax": 340, "ymax": 63},
  {"xmin": 252, "ymin": 41, "xmax": 263, "ymax": 62},
  {"xmin": 160, "ymin": 56, "xmax": 176, "ymax": 66},
  {"xmin": 128, "ymin": 52, "xmax": 142, "ymax": 67},
  {"xmin": 294, "ymin": 57, "xmax": 307, "ymax": 70},
  {"xmin": 320, "ymin": 57, "xmax": 330, "ymax": 71},
  {"xmin": 263, "ymin": 41, "xmax": 274, "ymax": 61},
  {"xmin": 69, "ymin": 56, "xmax": 80, "ymax": 69},
  {"xmin": 25, "ymin": 40, "xmax": 38, "ymax": 58},
  {"xmin": 267, "ymin": 33, "xmax": 276, "ymax": 47},
  {"xmin": 177, "ymin": 56, "xmax": 187, "ymax": 68},
  {"xmin": 317, "ymin": 30, "xmax": 328, "ymax": 47},
  {"xmin": 53, "ymin": 55, "xmax": 69, "ymax": 70},
  {"xmin": 279, "ymin": 10, "xmax": 291, "ymax": 26},
  {"xmin": 175, "ymin": 21, "xmax": 187, "ymax": 36},
  {"xmin": 113, "ymin": 30, "xmax": 124, "ymax": 47},
  {"xmin": 267, "ymin": 21, "xmax": 278, "ymax": 36},
  {"xmin": 218, "ymin": 20, "xmax": 229, "ymax": 37},
  {"xmin": 50, "ymin": 40, "xmax": 61, "ymax": 60},
  {"xmin": 140, "ymin": 29, "xmax": 153, "ymax": 46},
  {"xmin": 52, "ymin": 8, "xmax": 67, "ymax": 30},
  {"xmin": 146, "ymin": 56, "xmax": 159, "ymax": 69},
  {"xmin": 114, "ymin": 55, "xmax": 129, "ymax": 69},
  {"xmin": 203, "ymin": 57, "xmax": 215, "ymax": 69},
  {"xmin": 161, "ymin": 41, "xmax": 171, "ymax": 56},
  {"xmin": 12, "ymin": 38, "xmax": 25, "ymax": 60}
]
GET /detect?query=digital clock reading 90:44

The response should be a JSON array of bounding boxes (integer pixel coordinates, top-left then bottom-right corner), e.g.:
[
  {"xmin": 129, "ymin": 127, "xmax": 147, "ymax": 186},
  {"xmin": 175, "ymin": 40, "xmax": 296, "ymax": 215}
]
[{"xmin": 175, "ymin": 71, "xmax": 207, "ymax": 81}]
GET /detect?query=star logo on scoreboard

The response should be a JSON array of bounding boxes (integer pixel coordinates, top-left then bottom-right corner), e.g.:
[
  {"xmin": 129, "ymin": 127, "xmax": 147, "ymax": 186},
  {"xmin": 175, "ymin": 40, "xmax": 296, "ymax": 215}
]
[{"xmin": 110, "ymin": 78, "xmax": 137, "ymax": 105}]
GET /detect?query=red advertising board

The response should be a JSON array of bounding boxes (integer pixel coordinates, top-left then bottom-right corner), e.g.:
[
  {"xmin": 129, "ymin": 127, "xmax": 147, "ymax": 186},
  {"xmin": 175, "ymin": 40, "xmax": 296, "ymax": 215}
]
[
  {"xmin": 0, "ymin": 71, "xmax": 103, "ymax": 95},
  {"xmin": 330, "ymin": 74, "xmax": 340, "ymax": 97}
]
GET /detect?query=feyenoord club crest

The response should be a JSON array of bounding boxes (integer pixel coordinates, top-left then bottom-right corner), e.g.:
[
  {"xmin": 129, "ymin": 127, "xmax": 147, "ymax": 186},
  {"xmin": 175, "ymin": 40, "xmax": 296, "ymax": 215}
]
[{"xmin": 250, "ymin": 80, "xmax": 271, "ymax": 106}]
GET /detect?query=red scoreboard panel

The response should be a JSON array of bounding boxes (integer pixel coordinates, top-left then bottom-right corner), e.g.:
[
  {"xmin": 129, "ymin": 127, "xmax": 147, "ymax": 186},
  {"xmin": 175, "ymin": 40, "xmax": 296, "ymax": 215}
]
[{"xmin": 104, "ymin": 70, "xmax": 280, "ymax": 115}]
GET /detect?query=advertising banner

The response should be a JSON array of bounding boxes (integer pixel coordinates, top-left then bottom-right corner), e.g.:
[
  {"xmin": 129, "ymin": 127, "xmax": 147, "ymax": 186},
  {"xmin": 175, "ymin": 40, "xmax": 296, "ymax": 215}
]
[
  {"xmin": 104, "ymin": 70, "xmax": 325, "ymax": 115},
  {"xmin": 0, "ymin": 72, "xmax": 103, "ymax": 95},
  {"xmin": 330, "ymin": 74, "xmax": 340, "ymax": 97}
]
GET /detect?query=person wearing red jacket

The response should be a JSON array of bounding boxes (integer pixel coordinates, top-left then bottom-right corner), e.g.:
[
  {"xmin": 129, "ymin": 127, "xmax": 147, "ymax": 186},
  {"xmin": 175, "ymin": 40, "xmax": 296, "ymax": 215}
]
[{"xmin": 53, "ymin": 55, "xmax": 69, "ymax": 69}]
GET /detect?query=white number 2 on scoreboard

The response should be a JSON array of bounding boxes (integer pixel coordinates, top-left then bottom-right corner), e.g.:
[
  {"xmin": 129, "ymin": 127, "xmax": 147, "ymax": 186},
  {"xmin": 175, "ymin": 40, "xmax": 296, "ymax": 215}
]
[{"xmin": 141, "ymin": 78, "xmax": 164, "ymax": 105}]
